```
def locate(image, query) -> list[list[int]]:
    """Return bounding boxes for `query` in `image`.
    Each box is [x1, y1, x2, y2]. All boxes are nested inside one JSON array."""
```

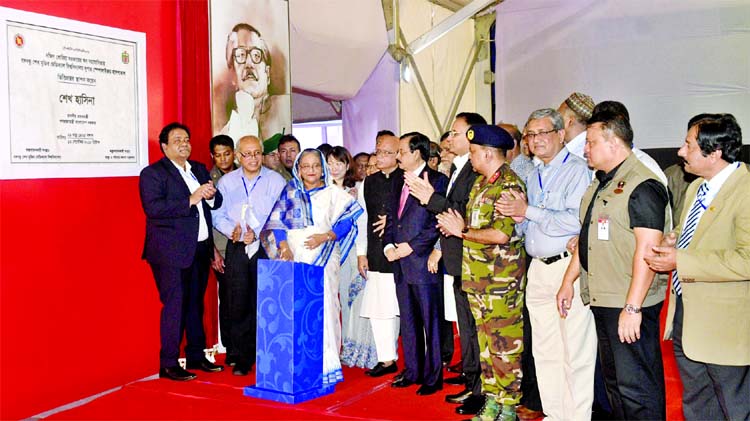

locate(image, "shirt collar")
[[537, 147, 571, 169], [411, 162, 427, 176], [704, 161, 741, 193], [171, 159, 191, 173], [453, 153, 469, 172]]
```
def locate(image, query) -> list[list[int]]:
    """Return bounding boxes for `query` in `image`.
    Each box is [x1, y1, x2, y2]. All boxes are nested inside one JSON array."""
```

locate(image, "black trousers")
[[592, 303, 666, 420], [150, 240, 210, 369], [224, 241, 266, 370], [454, 277, 482, 396], [396, 282, 443, 387], [673, 295, 750, 421]]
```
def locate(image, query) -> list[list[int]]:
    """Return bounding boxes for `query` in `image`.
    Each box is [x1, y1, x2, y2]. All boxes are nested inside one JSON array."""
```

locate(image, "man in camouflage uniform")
[[437, 124, 525, 421]]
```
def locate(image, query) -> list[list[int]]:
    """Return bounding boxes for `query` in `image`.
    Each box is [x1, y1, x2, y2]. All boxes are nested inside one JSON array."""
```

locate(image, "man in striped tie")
[[646, 113, 749, 421]]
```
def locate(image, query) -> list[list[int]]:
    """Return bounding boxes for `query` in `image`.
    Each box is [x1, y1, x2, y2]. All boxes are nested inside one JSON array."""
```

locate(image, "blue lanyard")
[[536, 152, 570, 207], [537, 152, 570, 191], [241, 174, 262, 199]]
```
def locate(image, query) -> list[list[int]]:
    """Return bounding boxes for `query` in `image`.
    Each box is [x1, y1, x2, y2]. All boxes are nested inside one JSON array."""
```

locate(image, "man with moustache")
[[645, 114, 749, 421], [436, 124, 525, 421], [221, 23, 290, 143], [139, 122, 224, 381], [405, 112, 487, 415], [384, 132, 448, 396], [360, 130, 403, 377], [496, 109, 595, 421], [262, 133, 292, 181], [212, 135, 286, 375]]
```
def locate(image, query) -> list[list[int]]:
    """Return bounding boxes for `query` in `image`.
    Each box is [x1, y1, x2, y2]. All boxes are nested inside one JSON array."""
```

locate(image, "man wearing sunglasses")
[[220, 23, 290, 146]]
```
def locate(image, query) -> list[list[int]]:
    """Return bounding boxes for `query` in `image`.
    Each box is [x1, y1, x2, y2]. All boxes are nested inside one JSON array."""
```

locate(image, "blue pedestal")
[[244, 259, 333, 404]]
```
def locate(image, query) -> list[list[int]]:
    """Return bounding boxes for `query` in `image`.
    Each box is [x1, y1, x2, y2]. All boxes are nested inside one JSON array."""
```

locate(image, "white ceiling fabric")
[[289, 0, 389, 100]]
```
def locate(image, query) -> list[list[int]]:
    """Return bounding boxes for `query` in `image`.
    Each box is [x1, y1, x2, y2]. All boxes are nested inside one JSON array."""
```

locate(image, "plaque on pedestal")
[[244, 259, 333, 403]]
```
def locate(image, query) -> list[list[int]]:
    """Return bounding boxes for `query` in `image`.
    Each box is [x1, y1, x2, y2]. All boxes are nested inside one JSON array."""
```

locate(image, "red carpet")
[[43, 298, 684, 420]]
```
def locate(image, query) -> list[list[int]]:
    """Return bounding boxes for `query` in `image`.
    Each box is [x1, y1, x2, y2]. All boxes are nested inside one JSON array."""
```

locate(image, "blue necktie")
[[672, 182, 709, 295]]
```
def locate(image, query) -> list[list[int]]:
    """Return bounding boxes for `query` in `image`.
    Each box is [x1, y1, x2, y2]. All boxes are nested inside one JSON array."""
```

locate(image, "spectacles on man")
[[239, 151, 262, 159], [522, 129, 557, 141], [374, 149, 396, 157], [448, 130, 466, 138], [233, 47, 265, 65]]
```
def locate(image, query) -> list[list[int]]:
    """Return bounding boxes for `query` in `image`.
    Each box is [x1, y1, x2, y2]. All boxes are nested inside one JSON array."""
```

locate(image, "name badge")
[[471, 208, 480, 228], [597, 215, 609, 241]]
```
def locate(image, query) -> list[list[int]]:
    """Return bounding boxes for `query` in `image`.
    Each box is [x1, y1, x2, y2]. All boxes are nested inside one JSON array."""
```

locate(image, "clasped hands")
[[190, 181, 217, 205], [231, 223, 256, 244], [494, 190, 527, 223], [385, 243, 413, 262]]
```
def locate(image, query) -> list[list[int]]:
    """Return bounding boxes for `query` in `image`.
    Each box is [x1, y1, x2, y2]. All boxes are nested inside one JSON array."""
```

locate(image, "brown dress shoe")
[[516, 404, 545, 420]]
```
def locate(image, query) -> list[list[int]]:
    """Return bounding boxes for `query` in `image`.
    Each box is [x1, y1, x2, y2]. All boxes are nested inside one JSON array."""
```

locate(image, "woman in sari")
[[326, 147, 378, 370], [262, 148, 363, 387]]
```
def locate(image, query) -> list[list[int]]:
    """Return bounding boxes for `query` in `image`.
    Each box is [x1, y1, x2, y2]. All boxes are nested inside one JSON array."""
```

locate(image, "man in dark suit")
[[139, 122, 224, 381], [384, 132, 448, 396], [405, 112, 487, 415]]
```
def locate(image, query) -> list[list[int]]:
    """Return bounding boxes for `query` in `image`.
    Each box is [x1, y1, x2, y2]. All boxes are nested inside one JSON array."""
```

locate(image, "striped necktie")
[[672, 182, 709, 295]]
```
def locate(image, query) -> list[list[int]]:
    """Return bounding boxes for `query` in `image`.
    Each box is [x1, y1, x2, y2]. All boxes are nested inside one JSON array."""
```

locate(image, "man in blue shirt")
[[496, 108, 596, 420], [212, 135, 286, 375]]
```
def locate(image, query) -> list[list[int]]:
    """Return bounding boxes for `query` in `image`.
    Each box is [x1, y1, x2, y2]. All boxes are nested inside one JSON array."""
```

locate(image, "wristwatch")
[[623, 304, 642, 314], [461, 227, 469, 239]]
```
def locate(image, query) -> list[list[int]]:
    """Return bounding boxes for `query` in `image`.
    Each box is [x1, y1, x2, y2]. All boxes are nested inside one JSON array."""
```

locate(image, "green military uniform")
[[462, 162, 526, 413]]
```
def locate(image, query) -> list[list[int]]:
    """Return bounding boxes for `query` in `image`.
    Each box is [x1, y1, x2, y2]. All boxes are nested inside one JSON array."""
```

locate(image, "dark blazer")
[[426, 160, 478, 277], [384, 165, 448, 284], [139, 157, 223, 268], [363, 168, 404, 273]]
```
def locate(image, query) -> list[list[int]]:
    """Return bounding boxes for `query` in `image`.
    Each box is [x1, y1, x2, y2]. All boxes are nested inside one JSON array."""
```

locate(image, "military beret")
[[263, 132, 282, 155], [467, 124, 515, 150]]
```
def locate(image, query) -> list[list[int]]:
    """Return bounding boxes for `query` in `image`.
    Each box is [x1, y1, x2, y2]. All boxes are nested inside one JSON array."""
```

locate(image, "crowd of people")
[[139, 93, 749, 421]]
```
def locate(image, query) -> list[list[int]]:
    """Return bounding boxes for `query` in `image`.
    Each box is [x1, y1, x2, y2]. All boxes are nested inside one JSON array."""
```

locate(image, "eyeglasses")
[[233, 47, 265, 65], [238, 151, 262, 159], [448, 130, 466, 138], [522, 129, 557, 141], [374, 149, 396, 157], [299, 163, 322, 171]]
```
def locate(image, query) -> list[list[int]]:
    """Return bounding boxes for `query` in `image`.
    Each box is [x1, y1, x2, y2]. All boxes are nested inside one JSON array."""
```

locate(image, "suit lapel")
[[160, 157, 192, 197], [690, 165, 747, 245], [448, 161, 471, 198], [400, 167, 427, 219]]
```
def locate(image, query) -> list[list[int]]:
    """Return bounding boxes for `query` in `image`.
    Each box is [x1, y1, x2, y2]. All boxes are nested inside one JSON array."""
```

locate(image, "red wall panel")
[[0, 1, 210, 418]]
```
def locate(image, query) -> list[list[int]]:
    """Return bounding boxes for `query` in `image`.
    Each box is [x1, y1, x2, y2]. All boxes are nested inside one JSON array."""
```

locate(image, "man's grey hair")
[[525, 108, 564, 131]]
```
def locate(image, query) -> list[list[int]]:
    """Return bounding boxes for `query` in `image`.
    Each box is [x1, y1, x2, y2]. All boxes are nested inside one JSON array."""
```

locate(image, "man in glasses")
[[220, 23, 290, 146], [211, 135, 286, 375]]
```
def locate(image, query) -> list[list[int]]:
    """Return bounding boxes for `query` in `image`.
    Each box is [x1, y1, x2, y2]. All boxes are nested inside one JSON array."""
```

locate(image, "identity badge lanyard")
[[536, 152, 570, 209], [241, 175, 262, 234]]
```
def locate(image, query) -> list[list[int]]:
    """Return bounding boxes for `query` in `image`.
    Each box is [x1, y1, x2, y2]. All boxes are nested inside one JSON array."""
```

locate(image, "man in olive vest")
[[556, 111, 668, 420]]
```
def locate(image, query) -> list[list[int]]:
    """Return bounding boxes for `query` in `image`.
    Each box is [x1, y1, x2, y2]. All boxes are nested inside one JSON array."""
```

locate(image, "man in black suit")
[[139, 122, 224, 381], [384, 132, 448, 396], [406, 112, 487, 415]]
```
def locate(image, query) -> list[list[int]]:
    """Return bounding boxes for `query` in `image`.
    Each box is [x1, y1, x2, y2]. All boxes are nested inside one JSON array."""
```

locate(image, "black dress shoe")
[[391, 377, 416, 388], [224, 355, 237, 367], [365, 362, 398, 377], [456, 394, 485, 415], [447, 360, 463, 373], [186, 359, 224, 372], [445, 388, 472, 404], [159, 366, 197, 381], [232, 364, 252, 376], [445, 374, 467, 385], [416, 383, 443, 395]]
